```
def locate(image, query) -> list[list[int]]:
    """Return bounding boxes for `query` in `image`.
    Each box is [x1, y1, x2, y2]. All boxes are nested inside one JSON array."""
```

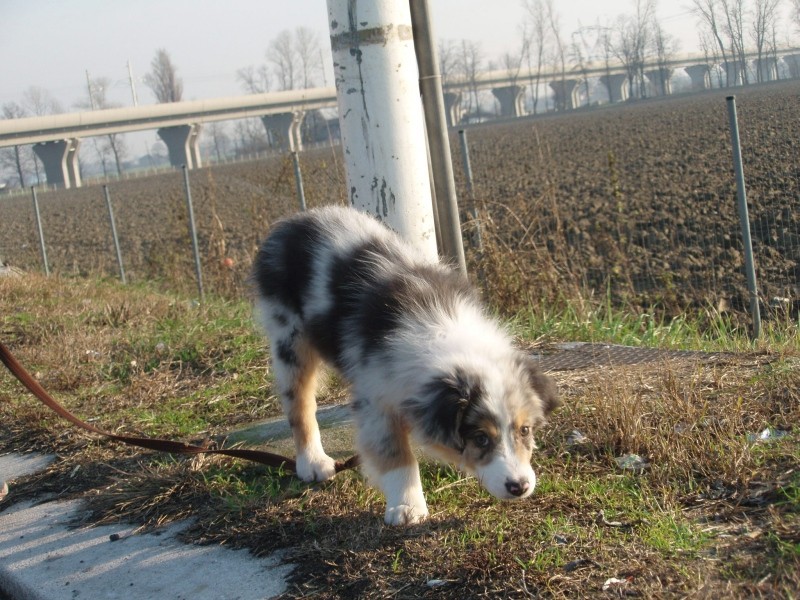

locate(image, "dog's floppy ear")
[[521, 356, 560, 416]]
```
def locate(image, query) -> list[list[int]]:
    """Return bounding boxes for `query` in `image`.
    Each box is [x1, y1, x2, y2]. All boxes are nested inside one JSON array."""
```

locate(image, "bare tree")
[[295, 27, 322, 89], [612, 0, 655, 99], [246, 28, 324, 93], [721, 0, 749, 84], [502, 28, 530, 87], [144, 49, 183, 103], [204, 122, 231, 163], [233, 119, 268, 156], [596, 24, 617, 102], [651, 17, 678, 95], [269, 30, 298, 91], [0, 103, 32, 187], [791, 0, 800, 30], [691, 0, 733, 85], [751, 0, 781, 82], [458, 40, 485, 117], [570, 26, 596, 105], [237, 64, 271, 94], [21, 86, 63, 116], [438, 39, 460, 88], [77, 75, 127, 176], [545, 0, 569, 110], [523, 0, 550, 113], [495, 29, 531, 115], [0, 88, 61, 187]]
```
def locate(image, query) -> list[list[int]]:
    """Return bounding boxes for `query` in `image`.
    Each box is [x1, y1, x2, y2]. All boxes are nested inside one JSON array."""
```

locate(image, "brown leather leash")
[[0, 342, 359, 475]]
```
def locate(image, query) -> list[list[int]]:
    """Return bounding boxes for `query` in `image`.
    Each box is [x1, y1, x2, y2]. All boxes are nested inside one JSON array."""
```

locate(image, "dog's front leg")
[[356, 408, 429, 525], [380, 462, 429, 526], [271, 334, 336, 483]]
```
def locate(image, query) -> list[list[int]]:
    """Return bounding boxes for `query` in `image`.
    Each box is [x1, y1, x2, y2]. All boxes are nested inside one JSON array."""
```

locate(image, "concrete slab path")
[[0, 444, 299, 600]]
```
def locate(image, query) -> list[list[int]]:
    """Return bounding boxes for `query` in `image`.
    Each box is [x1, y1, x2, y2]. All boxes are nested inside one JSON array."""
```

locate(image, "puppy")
[[252, 206, 558, 525]]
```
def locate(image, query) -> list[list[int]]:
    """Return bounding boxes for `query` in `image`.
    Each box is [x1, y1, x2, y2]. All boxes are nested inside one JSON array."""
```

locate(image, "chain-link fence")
[[1, 81, 797, 327], [452, 80, 799, 325]]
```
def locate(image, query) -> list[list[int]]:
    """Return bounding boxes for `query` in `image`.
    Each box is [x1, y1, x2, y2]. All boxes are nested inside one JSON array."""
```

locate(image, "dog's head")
[[407, 354, 558, 500]]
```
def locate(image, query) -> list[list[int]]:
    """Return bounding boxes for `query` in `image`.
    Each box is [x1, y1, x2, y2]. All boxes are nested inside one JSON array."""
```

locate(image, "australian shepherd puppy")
[[252, 206, 558, 525]]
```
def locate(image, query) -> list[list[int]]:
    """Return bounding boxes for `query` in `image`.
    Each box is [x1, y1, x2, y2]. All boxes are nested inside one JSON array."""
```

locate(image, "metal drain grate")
[[534, 342, 724, 372]]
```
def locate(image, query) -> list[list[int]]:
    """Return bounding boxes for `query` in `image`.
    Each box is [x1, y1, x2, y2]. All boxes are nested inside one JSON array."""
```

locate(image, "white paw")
[[384, 501, 429, 526], [296, 451, 337, 482]]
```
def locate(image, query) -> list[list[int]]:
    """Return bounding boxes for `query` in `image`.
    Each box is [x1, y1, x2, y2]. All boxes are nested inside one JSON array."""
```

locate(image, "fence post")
[[409, 0, 466, 274], [725, 95, 761, 338], [182, 165, 205, 302], [291, 151, 307, 212], [31, 187, 49, 276], [103, 185, 126, 284], [458, 129, 482, 250]]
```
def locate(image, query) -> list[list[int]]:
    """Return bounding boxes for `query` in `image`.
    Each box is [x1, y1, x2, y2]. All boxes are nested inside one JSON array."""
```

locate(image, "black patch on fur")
[[405, 368, 485, 450], [459, 399, 500, 459], [275, 338, 298, 367], [357, 275, 405, 358], [274, 328, 299, 367], [272, 311, 289, 327], [307, 239, 397, 368], [253, 216, 325, 319]]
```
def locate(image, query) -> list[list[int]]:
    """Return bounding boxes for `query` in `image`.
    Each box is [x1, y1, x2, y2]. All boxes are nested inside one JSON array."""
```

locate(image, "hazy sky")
[[3, 0, 706, 113]]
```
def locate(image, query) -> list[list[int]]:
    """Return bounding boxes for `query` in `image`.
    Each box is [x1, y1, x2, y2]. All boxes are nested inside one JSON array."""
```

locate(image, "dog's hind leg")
[[355, 406, 429, 525], [265, 312, 337, 482]]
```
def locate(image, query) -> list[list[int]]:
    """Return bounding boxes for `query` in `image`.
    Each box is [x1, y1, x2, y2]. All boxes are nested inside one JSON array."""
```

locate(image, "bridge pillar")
[[491, 85, 527, 117], [783, 54, 800, 78], [548, 79, 581, 110], [753, 57, 778, 82], [722, 61, 743, 86], [684, 64, 711, 90], [645, 68, 673, 96], [443, 92, 463, 127], [261, 111, 305, 152], [32, 138, 82, 188], [599, 73, 629, 103], [157, 124, 202, 169]]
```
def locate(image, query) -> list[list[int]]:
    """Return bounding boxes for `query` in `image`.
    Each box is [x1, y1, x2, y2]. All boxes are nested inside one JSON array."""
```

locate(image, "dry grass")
[[1, 274, 798, 599]]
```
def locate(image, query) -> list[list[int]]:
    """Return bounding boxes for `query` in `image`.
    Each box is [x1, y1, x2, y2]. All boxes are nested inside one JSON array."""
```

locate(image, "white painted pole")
[[327, 0, 438, 261]]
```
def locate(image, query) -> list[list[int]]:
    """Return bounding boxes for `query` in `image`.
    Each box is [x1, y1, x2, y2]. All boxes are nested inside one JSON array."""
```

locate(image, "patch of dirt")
[[1, 82, 798, 318]]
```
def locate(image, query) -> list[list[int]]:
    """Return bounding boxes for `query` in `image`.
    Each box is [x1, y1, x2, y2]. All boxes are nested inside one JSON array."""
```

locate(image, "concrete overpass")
[[0, 87, 337, 188], [4, 48, 800, 188], [441, 49, 800, 124]]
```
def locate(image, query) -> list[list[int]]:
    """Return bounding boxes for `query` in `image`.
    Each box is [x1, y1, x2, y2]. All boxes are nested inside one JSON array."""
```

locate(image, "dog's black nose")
[[505, 479, 530, 497]]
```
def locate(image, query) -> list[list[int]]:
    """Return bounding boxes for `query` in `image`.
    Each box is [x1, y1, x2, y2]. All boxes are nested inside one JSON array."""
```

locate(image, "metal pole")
[[85, 70, 96, 110], [458, 129, 482, 250], [291, 151, 307, 212], [103, 185, 126, 284], [409, 0, 466, 274], [31, 187, 49, 275], [182, 165, 205, 302], [327, 0, 438, 261], [127, 60, 139, 107], [725, 95, 761, 338]]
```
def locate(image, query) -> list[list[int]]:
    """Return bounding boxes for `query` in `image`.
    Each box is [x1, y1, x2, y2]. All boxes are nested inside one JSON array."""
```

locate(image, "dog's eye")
[[520, 426, 531, 437], [473, 433, 490, 448]]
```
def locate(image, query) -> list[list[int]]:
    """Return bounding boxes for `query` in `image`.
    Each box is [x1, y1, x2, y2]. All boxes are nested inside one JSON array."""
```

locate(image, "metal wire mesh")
[[0, 82, 797, 323], [452, 81, 800, 320]]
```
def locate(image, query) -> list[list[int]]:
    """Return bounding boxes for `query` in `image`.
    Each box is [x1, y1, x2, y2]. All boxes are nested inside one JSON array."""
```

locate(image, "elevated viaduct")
[[2, 49, 799, 188]]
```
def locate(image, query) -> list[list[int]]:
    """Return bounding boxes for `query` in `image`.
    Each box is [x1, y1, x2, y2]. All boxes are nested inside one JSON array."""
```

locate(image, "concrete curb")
[[0, 453, 294, 600]]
